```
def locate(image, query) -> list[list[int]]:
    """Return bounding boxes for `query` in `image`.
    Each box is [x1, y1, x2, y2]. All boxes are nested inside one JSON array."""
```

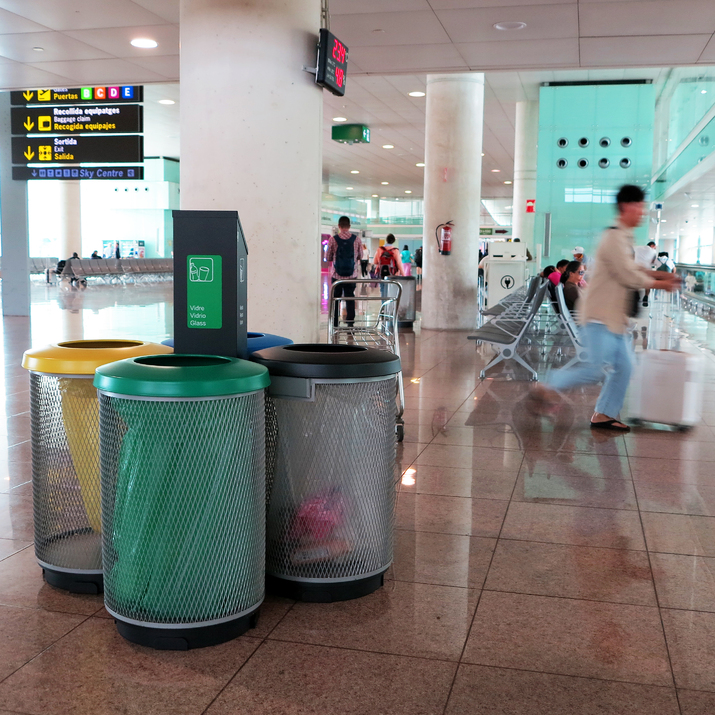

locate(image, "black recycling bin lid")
[[251, 343, 401, 379]]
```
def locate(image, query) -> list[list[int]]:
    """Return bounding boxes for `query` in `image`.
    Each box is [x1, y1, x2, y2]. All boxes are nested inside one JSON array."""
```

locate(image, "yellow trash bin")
[[21, 340, 172, 593]]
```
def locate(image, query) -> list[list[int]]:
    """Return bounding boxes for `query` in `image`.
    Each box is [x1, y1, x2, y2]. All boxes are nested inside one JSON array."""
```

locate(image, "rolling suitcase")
[[630, 349, 704, 430]]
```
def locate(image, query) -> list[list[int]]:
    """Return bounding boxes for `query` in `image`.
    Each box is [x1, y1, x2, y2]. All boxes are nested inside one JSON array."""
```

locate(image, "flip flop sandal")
[[590, 419, 630, 433]]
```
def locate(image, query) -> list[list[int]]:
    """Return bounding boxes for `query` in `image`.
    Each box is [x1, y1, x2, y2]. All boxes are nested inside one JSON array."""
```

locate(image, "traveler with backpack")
[[372, 234, 404, 280], [326, 216, 365, 328], [372, 234, 404, 298]]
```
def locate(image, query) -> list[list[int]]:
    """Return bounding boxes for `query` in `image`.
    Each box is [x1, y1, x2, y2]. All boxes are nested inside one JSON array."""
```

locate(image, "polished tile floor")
[[1, 281, 715, 713]]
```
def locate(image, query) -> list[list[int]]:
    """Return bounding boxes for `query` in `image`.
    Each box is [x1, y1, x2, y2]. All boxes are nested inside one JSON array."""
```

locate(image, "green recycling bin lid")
[[94, 354, 270, 398]]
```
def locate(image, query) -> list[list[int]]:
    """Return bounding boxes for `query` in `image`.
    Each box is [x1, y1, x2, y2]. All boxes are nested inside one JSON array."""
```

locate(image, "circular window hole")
[[557, 138, 568, 148], [621, 137, 632, 147], [598, 158, 610, 168], [577, 158, 589, 168], [556, 158, 568, 169], [619, 157, 631, 168], [599, 137, 611, 148], [699, 135, 710, 147], [578, 137, 589, 148]]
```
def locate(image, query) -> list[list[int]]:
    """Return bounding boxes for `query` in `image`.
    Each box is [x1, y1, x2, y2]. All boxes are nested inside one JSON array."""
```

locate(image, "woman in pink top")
[[548, 260, 569, 286]]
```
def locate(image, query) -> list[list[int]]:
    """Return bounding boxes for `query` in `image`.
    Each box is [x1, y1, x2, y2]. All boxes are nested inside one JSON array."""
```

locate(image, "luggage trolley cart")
[[328, 278, 405, 441]]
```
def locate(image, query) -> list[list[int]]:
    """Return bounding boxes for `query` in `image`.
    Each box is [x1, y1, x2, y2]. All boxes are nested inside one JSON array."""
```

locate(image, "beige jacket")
[[580, 218, 651, 333]]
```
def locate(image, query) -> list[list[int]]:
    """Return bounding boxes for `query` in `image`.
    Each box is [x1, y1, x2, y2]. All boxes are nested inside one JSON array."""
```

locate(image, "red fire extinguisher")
[[435, 221, 453, 255]]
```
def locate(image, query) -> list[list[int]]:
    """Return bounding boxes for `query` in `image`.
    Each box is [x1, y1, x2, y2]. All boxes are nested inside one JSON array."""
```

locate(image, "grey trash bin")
[[252, 344, 401, 603], [392, 276, 417, 328]]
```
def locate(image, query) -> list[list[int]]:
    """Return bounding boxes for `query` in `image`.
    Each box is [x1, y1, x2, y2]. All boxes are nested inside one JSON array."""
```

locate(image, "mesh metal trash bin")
[[252, 344, 401, 603], [392, 276, 417, 329], [21, 340, 172, 594], [162, 331, 293, 352], [94, 354, 270, 650]]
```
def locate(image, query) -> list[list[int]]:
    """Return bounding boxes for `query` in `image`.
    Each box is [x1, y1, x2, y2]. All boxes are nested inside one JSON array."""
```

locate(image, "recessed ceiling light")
[[692, 204, 700, 207], [661, 219, 667, 222], [381, 196, 386, 199], [372, 28, 385, 33], [506, 205, 513, 209], [382, 144, 394, 149], [381, 181, 389, 185], [333, 116, 347, 122], [405, 190, 412, 194], [493, 21, 527, 31], [32, 46, 44, 52], [158, 99, 175, 105], [346, 187, 353, 190], [702, 90, 708, 94], [504, 180, 512, 184], [416, 162, 425, 167], [408, 91, 425, 97], [371, 194, 378, 197], [131, 37, 158, 48], [350, 170, 359, 174], [491, 169, 501, 173]]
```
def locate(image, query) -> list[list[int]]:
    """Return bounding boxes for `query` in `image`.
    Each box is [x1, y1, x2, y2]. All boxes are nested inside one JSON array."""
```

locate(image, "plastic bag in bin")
[[289, 488, 346, 541]]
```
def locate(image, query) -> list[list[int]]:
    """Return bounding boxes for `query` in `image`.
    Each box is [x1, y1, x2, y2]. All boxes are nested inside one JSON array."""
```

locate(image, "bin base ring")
[[113, 607, 260, 651], [42, 567, 103, 595], [267, 571, 385, 603]]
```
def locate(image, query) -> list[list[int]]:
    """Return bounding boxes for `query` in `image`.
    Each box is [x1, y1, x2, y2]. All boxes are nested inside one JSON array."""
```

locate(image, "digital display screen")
[[316, 29, 348, 97]]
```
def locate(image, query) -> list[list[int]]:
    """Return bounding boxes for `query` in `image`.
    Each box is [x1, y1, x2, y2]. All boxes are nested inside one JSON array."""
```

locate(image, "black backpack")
[[56, 259, 66, 274], [334, 234, 357, 277]]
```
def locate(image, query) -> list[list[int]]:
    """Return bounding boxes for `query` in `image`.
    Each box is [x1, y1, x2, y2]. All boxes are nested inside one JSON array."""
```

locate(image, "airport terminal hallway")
[[1, 282, 715, 714]]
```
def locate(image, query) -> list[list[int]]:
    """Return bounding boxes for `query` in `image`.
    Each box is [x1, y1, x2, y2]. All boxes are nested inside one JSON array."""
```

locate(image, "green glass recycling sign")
[[187, 255, 223, 329]]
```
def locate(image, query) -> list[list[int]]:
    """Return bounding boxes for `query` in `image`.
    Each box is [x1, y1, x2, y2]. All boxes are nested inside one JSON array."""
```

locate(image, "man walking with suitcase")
[[530, 185, 680, 432]]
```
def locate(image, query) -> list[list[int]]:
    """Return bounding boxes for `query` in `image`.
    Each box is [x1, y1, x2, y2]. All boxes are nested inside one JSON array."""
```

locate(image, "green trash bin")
[[94, 354, 270, 650]]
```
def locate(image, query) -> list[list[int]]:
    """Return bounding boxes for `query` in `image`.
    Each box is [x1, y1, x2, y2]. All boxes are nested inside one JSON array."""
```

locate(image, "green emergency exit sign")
[[332, 124, 370, 144], [187, 255, 222, 329], [480, 227, 493, 236]]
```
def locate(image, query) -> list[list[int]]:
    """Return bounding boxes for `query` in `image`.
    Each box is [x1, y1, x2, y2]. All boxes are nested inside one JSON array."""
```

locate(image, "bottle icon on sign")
[[189, 257, 213, 282]]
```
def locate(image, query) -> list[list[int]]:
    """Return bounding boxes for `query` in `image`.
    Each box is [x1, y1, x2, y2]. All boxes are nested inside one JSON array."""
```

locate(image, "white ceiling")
[[0, 0, 713, 230], [322, 67, 671, 200]]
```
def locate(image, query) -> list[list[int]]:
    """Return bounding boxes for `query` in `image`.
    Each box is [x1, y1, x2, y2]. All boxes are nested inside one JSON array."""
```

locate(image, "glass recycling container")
[[94, 354, 269, 650], [21, 340, 172, 594], [252, 344, 401, 603]]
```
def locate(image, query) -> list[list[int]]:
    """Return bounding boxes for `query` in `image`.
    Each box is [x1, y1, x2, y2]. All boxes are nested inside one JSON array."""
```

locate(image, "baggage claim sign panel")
[[10, 86, 144, 181]]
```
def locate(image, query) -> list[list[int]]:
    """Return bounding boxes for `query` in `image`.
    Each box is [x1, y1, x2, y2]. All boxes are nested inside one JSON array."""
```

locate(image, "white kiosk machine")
[[482, 241, 527, 309]]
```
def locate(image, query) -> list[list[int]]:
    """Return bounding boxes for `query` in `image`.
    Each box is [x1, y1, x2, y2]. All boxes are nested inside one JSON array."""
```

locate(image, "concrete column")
[[421, 74, 484, 330], [511, 101, 539, 254], [180, 0, 322, 342], [57, 181, 82, 258], [0, 92, 30, 317]]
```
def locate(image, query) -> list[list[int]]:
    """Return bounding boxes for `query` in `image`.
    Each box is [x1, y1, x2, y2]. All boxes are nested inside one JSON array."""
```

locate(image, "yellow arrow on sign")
[[23, 117, 34, 131], [22, 90, 33, 101], [23, 146, 35, 161]]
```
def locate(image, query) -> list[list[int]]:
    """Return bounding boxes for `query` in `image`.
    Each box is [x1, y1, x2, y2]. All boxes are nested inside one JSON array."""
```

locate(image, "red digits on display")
[[335, 68, 344, 87], [332, 39, 345, 63]]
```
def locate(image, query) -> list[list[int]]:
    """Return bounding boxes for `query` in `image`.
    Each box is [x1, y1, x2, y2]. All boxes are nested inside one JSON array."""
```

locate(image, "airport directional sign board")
[[11, 104, 142, 135], [12, 166, 144, 181], [12, 135, 143, 165], [11, 86, 143, 105]]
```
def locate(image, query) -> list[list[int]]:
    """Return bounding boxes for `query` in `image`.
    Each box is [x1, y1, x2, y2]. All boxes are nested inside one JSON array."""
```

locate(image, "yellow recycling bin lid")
[[22, 339, 173, 375]]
